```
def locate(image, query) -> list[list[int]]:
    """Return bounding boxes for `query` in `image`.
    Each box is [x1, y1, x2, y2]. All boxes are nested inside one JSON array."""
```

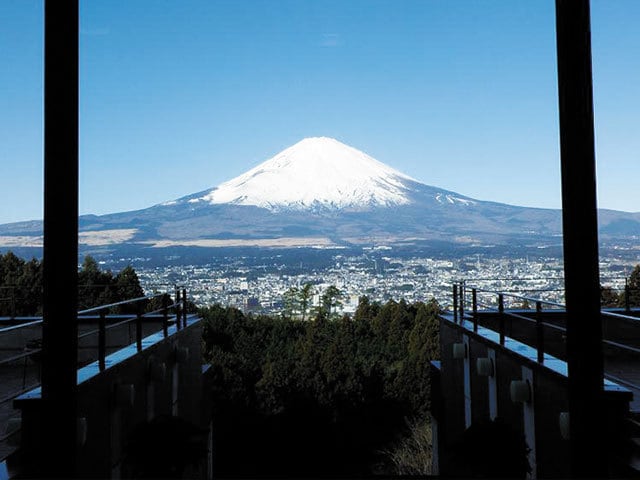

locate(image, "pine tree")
[[627, 265, 640, 308], [282, 286, 300, 320], [115, 265, 147, 313], [600, 285, 620, 308], [321, 285, 343, 319], [299, 283, 313, 321]]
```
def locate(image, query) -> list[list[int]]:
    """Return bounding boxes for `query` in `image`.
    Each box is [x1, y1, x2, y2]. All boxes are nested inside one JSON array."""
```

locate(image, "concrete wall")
[[11, 316, 204, 479], [436, 314, 631, 478]]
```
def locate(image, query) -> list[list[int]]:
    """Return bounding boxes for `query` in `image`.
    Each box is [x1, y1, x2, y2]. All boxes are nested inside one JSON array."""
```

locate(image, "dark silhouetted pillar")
[[41, 0, 78, 476], [555, 0, 605, 476]]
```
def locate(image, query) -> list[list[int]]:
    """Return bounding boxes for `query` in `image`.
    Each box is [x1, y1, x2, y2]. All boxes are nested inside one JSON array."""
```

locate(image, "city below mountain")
[[1, 137, 640, 257]]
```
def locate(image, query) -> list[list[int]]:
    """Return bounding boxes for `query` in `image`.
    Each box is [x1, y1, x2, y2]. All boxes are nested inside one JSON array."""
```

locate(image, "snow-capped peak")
[[192, 137, 418, 211]]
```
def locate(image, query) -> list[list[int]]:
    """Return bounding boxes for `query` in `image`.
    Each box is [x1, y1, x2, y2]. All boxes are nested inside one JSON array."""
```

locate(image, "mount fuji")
[[2, 137, 640, 254], [177, 137, 474, 212]]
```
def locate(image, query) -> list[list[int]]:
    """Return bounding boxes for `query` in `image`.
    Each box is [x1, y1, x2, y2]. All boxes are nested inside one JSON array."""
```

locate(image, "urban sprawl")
[[126, 251, 637, 316]]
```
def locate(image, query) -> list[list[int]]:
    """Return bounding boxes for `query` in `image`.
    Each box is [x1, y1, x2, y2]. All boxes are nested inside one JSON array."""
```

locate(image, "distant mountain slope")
[[1, 137, 640, 252], [185, 137, 417, 211]]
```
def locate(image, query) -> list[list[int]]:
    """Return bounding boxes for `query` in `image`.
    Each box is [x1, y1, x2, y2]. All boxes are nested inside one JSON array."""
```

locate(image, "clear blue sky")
[[1, 1, 639, 224]]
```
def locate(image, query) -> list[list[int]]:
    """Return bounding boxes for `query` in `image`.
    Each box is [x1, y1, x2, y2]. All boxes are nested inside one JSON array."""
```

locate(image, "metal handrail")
[[0, 285, 192, 464], [0, 384, 40, 408], [463, 284, 566, 309], [0, 349, 41, 367], [474, 299, 640, 350], [0, 320, 43, 333], [492, 290, 566, 309], [602, 339, 640, 355], [78, 293, 163, 315], [77, 314, 155, 340], [0, 310, 183, 367], [464, 283, 640, 318], [601, 310, 640, 322], [0, 425, 20, 445], [76, 302, 181, 340], [0, 287, 189, 392], [453, 280, 640, 367]]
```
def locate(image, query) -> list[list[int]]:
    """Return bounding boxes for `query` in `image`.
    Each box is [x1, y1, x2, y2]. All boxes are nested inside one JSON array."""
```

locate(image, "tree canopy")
[[0, 252, 148, 316], [201, 296, 441, 476], [600, 264, 640, 309]]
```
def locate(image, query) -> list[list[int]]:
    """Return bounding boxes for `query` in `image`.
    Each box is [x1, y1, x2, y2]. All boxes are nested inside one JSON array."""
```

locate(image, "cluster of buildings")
[[133, 252, 638, 316]]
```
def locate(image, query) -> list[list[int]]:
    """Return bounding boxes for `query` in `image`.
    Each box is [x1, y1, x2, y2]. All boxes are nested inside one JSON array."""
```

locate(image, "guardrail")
[[450, 280, 640, 379], [0, 286, 191, 463], [452, 282, 561, 364], [0, 286, 189, 371], [441, 279, 640, 476], [80, 291, 183, 371]]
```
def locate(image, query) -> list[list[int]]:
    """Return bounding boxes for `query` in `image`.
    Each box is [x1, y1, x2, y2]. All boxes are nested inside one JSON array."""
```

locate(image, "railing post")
[[536, 301, 544, 364], [11, 287, 16, 319], [99, 309, 106, 371], [22, 353, 28, 389], [182, 287, 187, 327], [459, 281, 465, 320], [175, 287, 181, 331], [472, 288, 478, 332], [136, 308, 143, 352], [162, 295, 169, 338], [453, 284, 458, 322], [625, 279, 630, 313], [498, 293, 505, 345]]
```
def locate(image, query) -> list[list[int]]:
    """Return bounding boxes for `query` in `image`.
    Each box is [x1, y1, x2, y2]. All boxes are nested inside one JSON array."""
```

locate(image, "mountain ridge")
[[1, 137, 640, 253]]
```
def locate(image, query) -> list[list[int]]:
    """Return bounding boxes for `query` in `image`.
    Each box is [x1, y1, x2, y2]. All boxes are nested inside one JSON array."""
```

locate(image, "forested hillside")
[[2, 250, 442, 475], [201, 298, 440, 476]]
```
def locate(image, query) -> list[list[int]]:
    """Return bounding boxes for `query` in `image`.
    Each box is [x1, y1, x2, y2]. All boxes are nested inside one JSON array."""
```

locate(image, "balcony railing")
[[434, 280, 636, 477], [0, 286, 192, 464]]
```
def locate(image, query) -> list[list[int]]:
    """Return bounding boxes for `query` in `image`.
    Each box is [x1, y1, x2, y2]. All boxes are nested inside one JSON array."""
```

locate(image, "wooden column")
[[555, 0, 605, 476], [41, 0, 79, 476]]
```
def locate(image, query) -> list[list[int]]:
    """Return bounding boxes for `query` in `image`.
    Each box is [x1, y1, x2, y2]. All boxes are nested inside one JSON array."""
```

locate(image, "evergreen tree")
[[316, 285, 343, 320], [199, 297, 441, 476], [115, 265, 147, 313], [1, 252, 25, 285], [282, 286, 300, 320], [299, 283, 313, 321], [600, 284, 620, 308], [0, 252, 147, 315], [627, 265, 640, 307], [78, 256, 115, 309], [0, 252, 42, 316], [354, 295, 380, 322], [146, 292, 172, 314], [15, 258, 43, 316]]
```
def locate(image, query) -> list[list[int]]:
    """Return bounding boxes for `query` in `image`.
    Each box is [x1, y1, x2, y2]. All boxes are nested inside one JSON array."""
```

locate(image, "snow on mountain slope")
[[435, 193, 477, 206], [190, 137, 419, 211]]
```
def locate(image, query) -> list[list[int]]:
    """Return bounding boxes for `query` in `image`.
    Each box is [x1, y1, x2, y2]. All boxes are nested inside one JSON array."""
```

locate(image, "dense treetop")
[[201, 296, 440, 476], [0, 252, 149, 316], [601, 264, 640, 308]]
